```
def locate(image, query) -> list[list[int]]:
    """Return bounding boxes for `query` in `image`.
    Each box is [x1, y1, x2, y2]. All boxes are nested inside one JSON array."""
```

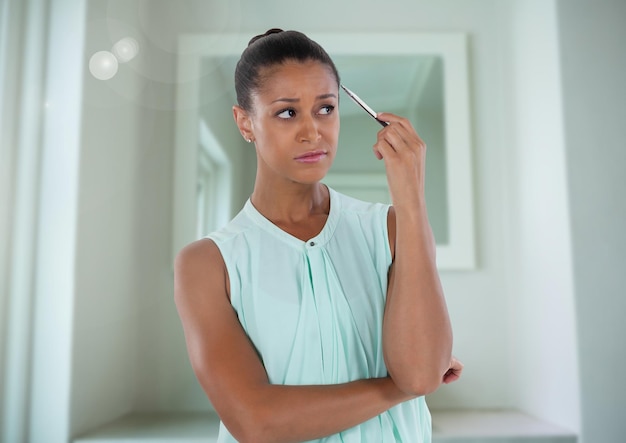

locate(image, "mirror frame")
[[173, 32, 476, 270]]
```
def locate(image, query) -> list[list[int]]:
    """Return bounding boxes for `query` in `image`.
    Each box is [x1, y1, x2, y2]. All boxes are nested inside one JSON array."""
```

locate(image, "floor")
[[73, 409, 578, 443]]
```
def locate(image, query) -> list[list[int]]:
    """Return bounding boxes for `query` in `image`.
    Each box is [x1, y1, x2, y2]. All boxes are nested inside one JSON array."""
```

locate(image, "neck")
[[250, 178, 330, 224]]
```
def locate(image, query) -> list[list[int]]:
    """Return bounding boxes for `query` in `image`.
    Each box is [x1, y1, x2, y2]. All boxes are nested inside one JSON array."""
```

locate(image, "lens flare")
[[89, 51, 118, 80], [112, 37, 139, 63]]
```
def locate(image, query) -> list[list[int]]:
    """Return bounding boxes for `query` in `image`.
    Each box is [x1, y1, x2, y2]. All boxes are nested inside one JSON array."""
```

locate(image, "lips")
[[294, 150, 327, 163]]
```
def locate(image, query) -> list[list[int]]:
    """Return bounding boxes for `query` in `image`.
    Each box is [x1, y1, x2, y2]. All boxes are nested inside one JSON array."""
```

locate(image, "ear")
[[233, 105, 254, 143]]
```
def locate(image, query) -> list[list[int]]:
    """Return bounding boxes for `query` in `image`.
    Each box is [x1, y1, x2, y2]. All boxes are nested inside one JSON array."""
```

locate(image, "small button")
[[309, 241, 316, 247]]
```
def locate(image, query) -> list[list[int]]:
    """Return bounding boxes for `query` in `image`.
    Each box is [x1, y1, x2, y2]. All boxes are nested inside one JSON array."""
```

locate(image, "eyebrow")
[[271, 93, 337, 104]]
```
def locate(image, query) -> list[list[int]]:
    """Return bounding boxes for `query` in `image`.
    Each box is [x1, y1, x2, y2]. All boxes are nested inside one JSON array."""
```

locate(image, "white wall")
[[69, 0, 180, 435], [505, 0, 580, 433], [557, 0, 626, 441], [29, 0, 86, 441], [69, 1, 141, 435], [1, 0, 55, 440]]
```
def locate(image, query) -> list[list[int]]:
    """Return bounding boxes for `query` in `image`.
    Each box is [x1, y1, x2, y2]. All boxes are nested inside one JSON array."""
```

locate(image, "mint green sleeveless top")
[[208, 187, 432, 442]]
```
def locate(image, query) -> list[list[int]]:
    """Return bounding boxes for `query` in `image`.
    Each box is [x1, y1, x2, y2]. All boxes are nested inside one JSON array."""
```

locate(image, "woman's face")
[[246, 60, 340, 186]]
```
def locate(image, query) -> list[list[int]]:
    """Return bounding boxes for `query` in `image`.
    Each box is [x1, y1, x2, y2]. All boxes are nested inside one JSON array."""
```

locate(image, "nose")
[[297, 115, 321, 143]]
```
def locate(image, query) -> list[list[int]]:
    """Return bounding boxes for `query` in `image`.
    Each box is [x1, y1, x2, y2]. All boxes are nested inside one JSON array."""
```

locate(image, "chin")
[[292, 169, 329, 186]]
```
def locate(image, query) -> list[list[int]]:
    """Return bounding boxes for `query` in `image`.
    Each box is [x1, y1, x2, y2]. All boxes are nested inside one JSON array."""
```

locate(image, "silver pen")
[[340, 84, 389, 127]]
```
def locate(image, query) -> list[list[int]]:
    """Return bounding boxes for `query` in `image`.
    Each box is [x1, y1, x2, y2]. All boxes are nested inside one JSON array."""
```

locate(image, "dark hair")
[[234, 29, 340, 112]]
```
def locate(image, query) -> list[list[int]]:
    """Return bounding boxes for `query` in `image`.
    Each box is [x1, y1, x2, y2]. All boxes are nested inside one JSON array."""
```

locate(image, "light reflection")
[[112, 37, 139, 63], [88, 50, 118, 80]]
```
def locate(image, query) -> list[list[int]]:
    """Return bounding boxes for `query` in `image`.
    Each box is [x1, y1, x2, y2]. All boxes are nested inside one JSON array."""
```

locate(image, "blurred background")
[[1, 0, 624, 442]]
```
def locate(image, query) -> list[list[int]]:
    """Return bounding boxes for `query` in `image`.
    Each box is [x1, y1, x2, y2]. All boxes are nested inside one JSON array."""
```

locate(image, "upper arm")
[[387, 206, 397, 262], [173, 239, 269, 432]]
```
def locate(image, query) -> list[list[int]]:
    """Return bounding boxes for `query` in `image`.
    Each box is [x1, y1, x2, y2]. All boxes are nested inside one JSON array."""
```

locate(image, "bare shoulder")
[[174, 238, 229, 306], [175, 237, 222, 269]]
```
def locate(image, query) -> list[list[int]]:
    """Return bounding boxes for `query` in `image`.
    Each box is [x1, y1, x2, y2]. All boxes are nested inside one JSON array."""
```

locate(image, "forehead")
[[256, 60, 338, 98]]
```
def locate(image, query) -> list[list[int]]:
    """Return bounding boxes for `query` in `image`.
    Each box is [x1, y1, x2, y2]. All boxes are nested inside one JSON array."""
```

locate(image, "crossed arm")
[[175, 239, 414, 443], [375, 112, 460, 394]]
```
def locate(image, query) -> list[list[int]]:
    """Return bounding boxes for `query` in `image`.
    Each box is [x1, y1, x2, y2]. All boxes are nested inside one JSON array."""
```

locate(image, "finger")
[[376, 112, 421, 139], [373, 137, 395, 160], [442, 367, 462, 384], [377, 127, 403, 154], [443, 372, 460, 384], [372, 146, 383, 160], [376, 112, 410, 128], [376, 124, 413, 157], [452, 357, 464, 370], [377, 115, 425, 153]]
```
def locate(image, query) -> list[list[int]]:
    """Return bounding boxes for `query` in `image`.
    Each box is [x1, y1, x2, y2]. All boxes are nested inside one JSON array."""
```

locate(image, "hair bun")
[[248, 28, 284, 46]]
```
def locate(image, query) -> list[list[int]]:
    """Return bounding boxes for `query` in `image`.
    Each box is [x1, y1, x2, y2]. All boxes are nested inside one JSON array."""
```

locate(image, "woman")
[[175, 29, 463, 443]]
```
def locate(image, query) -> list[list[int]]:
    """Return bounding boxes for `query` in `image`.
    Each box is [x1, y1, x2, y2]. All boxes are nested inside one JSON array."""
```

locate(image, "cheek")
[[252, 122, 279, 145], [325, 121, 340, 146]]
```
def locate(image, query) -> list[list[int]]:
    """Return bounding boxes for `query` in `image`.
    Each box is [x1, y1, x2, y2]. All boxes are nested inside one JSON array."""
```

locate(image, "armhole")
[[206, 235, 233, 304], [385, 205, 395, 264]]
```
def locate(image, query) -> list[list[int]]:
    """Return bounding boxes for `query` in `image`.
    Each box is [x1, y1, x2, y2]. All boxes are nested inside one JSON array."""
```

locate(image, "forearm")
[[218, 376, 413, 443], [383, 203, 452, 395]]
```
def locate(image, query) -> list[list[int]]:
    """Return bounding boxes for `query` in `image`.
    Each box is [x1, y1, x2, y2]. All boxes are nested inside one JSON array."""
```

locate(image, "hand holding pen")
[[340, 84, 426, 209]]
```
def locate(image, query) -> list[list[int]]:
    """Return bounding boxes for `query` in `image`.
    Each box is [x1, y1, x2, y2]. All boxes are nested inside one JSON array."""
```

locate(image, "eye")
[[319, 105, 335, 115], [277, 108, 296, 119]]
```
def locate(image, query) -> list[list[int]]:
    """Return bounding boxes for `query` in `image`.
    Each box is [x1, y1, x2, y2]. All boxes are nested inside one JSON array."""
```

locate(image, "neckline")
[[244, 186, 341, 249]]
